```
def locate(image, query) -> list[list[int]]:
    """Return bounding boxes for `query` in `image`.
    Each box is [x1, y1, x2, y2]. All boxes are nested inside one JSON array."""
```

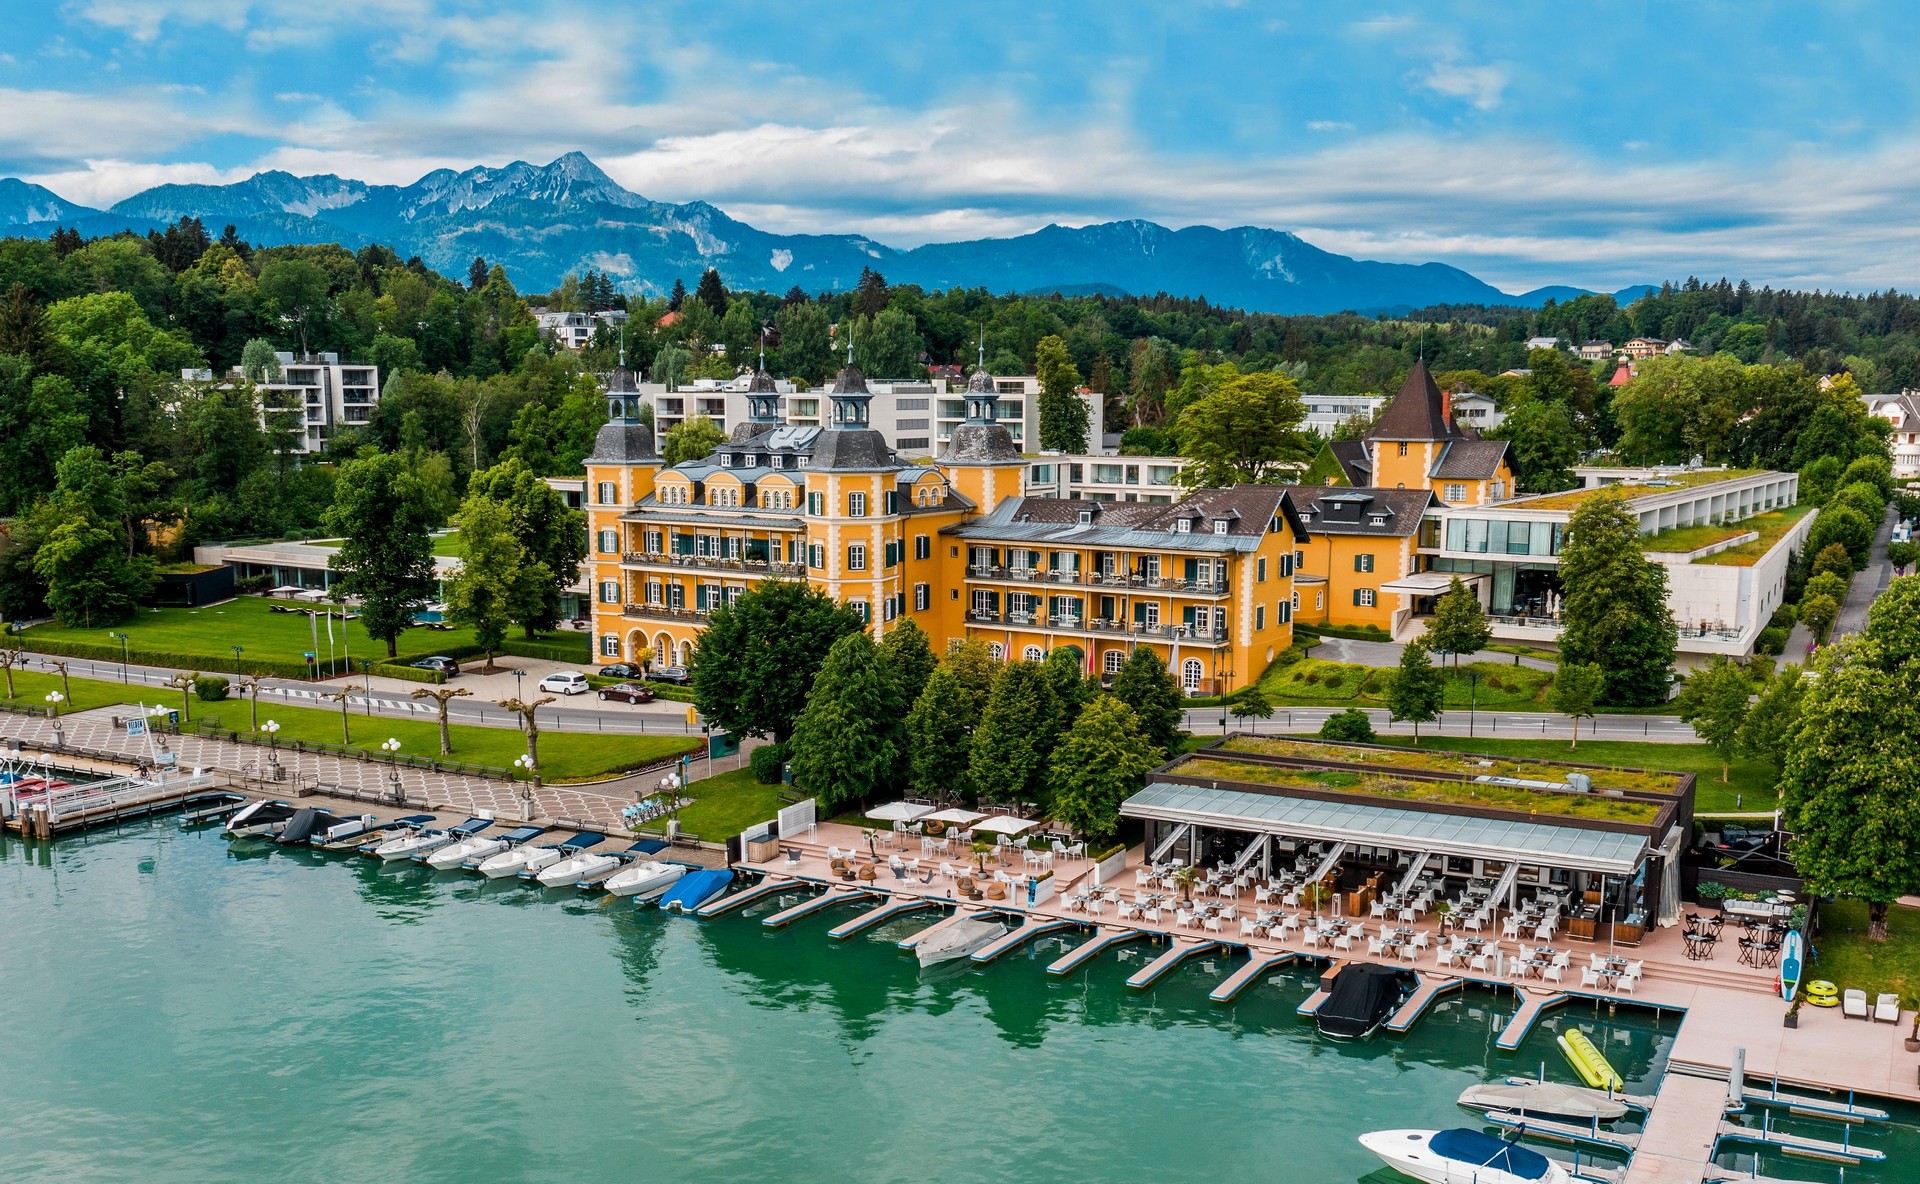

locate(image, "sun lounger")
[[1842, 989, 1869, 1019], [1875, 993, 1901, 1023]]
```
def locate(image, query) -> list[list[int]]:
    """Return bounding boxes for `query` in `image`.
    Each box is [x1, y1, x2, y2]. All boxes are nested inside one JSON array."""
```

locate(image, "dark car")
[[598, 662, 644, 678], [410, 655, 460, 676], [648, 665, 693, 685], [597, 682, 657, 704]]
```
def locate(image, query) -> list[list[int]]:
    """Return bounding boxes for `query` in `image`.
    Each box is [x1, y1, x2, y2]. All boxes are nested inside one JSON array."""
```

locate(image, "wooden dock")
[[694, 875, 793, 917], [1496, 988, 1570, 1050], [1716, 1119, 1885, 1163], [1384, 973, 1463, 1034], [1208, 951, 1296, 1003], [970, 918, 1076, 963], [1297, 962, 1343, 1017], [1126, 939, 1218, 989], [1624, 1072, 1733, 1184], [1047, 927, 1147, 975], [5, 773, 218, 838], [1482, 1109, 1639, 1152], [761, 886, 871, 928], [827, 897, 942, 939]]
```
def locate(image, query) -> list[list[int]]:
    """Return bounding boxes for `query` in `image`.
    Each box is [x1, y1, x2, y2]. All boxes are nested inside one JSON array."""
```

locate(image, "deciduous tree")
[[1036, 334, 1088, 452], [1556, 490, 1677, 706], [880, 618, 937, 706], [1111, 645, 1183, 753], [692, 580, 863, 744], [1738, 664, 1804, 776], [905, 665, 977, 802], [1422, 577, 1491, 668], [1674, 656, 1751, 781], [1174, 370, 1310, 487], [323, 449, 438, 658], [1387, 640, 1444, 743], [787, 632, 904, 812], [661, 414, 726, 466], [1049, 696, 1163, 839], [969, 661, 1061, 807], [1546, 660, 1604, 749]]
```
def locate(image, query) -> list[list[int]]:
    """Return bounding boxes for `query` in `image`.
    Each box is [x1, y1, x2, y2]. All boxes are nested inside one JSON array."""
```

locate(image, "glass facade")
[[1441, 517, 1565, 556]]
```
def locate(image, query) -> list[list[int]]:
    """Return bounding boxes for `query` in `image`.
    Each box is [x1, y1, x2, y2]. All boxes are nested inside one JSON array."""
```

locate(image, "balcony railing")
[[961, 611, 1229, 645], [622, 603, 709, 623], [620, 553, 806, 577], [964, 566, 1228, 595]]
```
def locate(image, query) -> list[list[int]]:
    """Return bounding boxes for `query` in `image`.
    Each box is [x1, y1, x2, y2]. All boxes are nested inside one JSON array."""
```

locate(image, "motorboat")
[[300, 811, 382, 846], [318, 814, 432, 849], [275, 808, 375, 846], [916, 917, 1009, 968], [377, 817, 489, 863], [536, 850, 620, 888], [656, 869, 734, 912], [1316, 963, 1406, 1040], [1456, 1080, 1634, 1123], [1358, 1128, 1570, 1184], [224, 800, 298, 838], [427, 824, 544, 870], [478, 843, 563, 879], [516, 832, 606, 882], [602, 860, 687, 900]]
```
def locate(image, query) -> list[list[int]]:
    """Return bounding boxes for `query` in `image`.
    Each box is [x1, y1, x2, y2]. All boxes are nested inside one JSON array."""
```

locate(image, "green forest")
[[0, 217, 1901, 627]]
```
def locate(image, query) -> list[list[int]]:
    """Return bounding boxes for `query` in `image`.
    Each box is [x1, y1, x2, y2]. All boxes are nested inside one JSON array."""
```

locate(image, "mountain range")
[[0, 153, 1651, 315]]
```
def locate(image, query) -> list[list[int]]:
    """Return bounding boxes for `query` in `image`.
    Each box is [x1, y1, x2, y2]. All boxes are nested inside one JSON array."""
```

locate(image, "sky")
[[5, 0, 1920, 293]]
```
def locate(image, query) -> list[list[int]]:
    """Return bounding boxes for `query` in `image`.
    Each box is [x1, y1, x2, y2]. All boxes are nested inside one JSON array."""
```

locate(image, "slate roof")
[[1365, 359, 1467, 442], [1431, 438, 1517, 481], [585, 419, 657, 463], [1280, 485, 1433, 537], [1328, 440, 1371, 485], [945, 486, 1307, 550]]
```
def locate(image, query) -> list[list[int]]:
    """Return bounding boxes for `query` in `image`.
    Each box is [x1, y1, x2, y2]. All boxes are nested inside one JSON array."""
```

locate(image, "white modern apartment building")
[[183, 353, 379, 456], [535, 308, 629, 351], [1866, 393, 1920, 481], [1301, 395, 1383, 436], [1022, 454, 1190, 503]]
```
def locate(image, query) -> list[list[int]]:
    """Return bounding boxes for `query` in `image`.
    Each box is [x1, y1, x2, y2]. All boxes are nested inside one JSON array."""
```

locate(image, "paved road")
[[1181, 703, 1697, 742], [1830, 504, 1897, 641], [1309, 636, 1556, 671]]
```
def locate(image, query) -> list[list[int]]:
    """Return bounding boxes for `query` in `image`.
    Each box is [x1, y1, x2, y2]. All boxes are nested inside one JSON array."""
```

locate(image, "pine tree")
[[1049, 696, 1163, 839], [694, 268, 729, 318], [905, 666, 977, 802], [1557, 490, 1678, 706], [1036, 334, 1089, 452], [969, 661, 1061, 807], [853, 266, 889, 318], [1674, 655, 1752, 782], [667, 277, 687, 311], [880, 618, 937, 705], [1387, 640, 1445, 743], [1423, 576, 1491, 669], [1111, 645, 1183, 753], [468, 256, 489, 290], [786, 632, 905, 812]]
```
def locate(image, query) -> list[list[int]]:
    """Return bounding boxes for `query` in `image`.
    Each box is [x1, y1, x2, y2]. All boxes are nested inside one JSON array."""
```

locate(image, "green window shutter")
[[1182, 605, 1196, 625], [1352, 589, 1364, 606], [1133, 601, 1147, 623], [1184, 558, 1198, 582]]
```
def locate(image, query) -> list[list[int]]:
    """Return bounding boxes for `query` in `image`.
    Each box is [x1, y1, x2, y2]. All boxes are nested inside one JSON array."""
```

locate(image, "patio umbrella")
[[972, 815, 1039, 836], [924, 808, 988, 826], [865, 801, 935, 824]]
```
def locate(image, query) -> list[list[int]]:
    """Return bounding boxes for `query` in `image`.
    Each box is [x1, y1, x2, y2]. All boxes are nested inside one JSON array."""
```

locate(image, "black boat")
[[1316, 964, 1406, 1040]]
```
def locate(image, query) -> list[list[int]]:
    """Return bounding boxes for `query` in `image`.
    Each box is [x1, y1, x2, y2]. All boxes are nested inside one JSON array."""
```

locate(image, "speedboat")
[[478, 843, 563, 879], [515, 832, 605, 882], [377, 817, 489, 863], [916, 917, 1008, 968], [275, 808, 375, 846], [536, 850, 620, 888], [1316, 963, 1406, 1040], [1457, 1080, 1633, 1123], [302, 811, 382, 847], [603, 860, 687, 900], [1358, 1129, 1570, 1184], [224, 800, 298, 838], [427, 824, 544, 870]]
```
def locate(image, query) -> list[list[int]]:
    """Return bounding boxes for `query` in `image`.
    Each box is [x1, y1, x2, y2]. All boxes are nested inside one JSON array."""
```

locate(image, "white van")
[[538, 671, 591, 695]]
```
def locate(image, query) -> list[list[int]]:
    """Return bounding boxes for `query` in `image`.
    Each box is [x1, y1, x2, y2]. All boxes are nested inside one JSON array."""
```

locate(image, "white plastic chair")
[[1580, 966, 1601, 989], [1434, 946, 1456, 969], [1333, 933, 1354, 952], [1469, 951, 1491, 973], [1399, 907, 1417, 924], [1366, 937, 1386, 956], [1143, 906, 1162, 925], [1204, 915, 1224, 935], [1535, 924, 1555, 943], [1411, 931, 1430, 950], [1369, 901, 1387, 918], [1543, 963, 1564, 985], [1502, 917, 1521, 939], [1086, 898, 1105, 917], [1175, 909, 1195, 930], [1239, 917, 1257, 939], [938, 861, 956, 882], [1617, 973, 1638, 995]]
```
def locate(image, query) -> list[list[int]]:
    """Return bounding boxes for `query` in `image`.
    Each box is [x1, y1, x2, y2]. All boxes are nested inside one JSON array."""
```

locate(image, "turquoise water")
[[0, 821, 1906, 1184]]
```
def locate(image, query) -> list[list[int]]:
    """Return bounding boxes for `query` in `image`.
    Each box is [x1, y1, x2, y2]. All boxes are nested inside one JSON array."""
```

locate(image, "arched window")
[[988, 642, 1005, 661], [1103, 650, 1124, 675], [1182, 658, 1204, 691], [1023, 645, 1045, 662]]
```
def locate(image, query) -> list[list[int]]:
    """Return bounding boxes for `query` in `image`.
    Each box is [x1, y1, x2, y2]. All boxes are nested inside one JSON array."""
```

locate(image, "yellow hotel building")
[[584, 358, 1309, 696]]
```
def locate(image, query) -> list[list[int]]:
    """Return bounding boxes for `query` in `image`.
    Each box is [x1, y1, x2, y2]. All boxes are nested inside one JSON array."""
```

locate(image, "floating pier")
[[1482, 1109, 1639, 1152], [1208, 951, 1296, 1002], [1047, 927, 1147, 975], [827, 897, 942, 939], [5, 771, 218, 838], [1496, 989, 1570, 1051], [761, 886, 872, 928], [1717, 1119, 1885, 1164], [1127, 938, 1218, 989], [1738, 1080, 1890, 1124], [1297, 962, 1343, 1017], [1384, 973, 1464, 1034], [971, 918, 1076, 963], [694, 875, 793, 917]]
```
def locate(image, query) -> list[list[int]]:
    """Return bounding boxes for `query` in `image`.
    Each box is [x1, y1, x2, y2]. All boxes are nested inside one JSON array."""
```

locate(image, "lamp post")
[[509, 669, 526, 718], [514, 753, 536, 819], [1466, 670, 1481, 738], [380, 737, 403, 802], [111, 632, 130, 683], [45, 691, 64, 748], [261, 719, 281, 776], [230, 644, 244, 668]]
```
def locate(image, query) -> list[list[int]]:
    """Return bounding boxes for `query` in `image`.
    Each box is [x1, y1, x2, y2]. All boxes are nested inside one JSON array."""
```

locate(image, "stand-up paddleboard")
[[1779, 930, 1804, 1001]]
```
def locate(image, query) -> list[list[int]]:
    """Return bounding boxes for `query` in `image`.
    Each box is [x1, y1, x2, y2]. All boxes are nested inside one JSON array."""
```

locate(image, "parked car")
[[597, 662, 644, 679], [597, 682, 657, 704], [537, 671, 591, 695], [410, 656, 460, 676], [648, 665, 692, 685]]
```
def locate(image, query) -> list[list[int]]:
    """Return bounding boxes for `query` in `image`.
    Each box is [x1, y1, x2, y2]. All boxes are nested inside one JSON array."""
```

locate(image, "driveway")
[[1309, 636, 1556, 672], [1830, 504, 1897, 642]]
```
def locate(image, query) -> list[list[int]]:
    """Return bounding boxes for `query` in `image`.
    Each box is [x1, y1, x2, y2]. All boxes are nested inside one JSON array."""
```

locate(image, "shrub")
[[372, 662, 444, 685], [1302, 669, 1320, 685], [1321, 670, 1344, 689], [195, 675, 230, 701], [1755, 624, 1791, 657], [749, 742, 788, 785], [1319, 708, 1377, 743]]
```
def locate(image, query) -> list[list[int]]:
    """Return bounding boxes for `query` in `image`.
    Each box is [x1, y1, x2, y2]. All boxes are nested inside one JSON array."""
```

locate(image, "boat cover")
[[1317, 964, 1403, 1038], [496, 826, 545, 844], [623, 839, 669, 855], [448, 818, 493, 836], [275, 809, 329, 844], [1429, 1129, 1553, 1180], [556, 831, 606, 852]]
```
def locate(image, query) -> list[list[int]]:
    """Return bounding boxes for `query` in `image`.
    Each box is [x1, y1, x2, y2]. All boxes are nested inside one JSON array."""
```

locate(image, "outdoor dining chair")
[[1580, 966, 1601, 989]]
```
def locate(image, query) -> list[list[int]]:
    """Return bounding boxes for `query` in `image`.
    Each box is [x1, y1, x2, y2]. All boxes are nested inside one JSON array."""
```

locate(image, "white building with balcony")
[[1866, 393, 1920, 481], [185, 353, 378, 456], [1023, 455, 1191, 503]]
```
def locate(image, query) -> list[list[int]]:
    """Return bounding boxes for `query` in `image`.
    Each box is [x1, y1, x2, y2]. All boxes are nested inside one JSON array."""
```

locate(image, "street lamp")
[[45, 691, 64, 748], [513, 754, 537, 819], [509, 670, 525, 725], [230, 644, 244, 666], [110, 632, 129, 683], [261, 719, 281, 775], [380, 737, 403, 801]]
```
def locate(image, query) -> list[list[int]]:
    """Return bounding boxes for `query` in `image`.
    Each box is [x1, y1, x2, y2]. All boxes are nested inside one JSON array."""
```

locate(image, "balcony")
[[621, 552, 805, 577], [623, 603, 709, 624], [964, 566, 1227, 596], [961, 610, 1229, 646]]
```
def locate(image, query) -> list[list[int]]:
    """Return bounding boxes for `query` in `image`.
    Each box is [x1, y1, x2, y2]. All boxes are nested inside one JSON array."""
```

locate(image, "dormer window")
[[1213, 520, 1229, 536], [1078, 509, 1094, 526], [1174, 519, 1191, 534], [1370, 515, 1386, 526]]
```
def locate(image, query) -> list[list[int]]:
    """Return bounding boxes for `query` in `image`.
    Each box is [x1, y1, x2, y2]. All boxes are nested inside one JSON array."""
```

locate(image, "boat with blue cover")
[[656, 868, 733, 912], [1359, 1127, 1569, 1184]]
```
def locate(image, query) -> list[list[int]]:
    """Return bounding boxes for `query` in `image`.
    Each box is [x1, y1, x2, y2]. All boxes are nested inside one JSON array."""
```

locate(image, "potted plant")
[[1173, 864, 1199, 903], [1906, 1012, 1919, 1054], [1784, 996, 1802, 1030], [971, 839, 994, 874]]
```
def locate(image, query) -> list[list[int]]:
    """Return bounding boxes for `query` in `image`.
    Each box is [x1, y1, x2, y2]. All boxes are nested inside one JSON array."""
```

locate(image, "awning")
[[973, 815, 1041, 836], [1122, 780, 1647, 876], [865, 801, 937, 824], [1380, 571, 1488, 595]]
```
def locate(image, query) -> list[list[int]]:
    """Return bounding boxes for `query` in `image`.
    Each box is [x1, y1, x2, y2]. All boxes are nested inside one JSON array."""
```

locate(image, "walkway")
[[1831, 504, 1897, 641], [1310, 637, 1557, 671]]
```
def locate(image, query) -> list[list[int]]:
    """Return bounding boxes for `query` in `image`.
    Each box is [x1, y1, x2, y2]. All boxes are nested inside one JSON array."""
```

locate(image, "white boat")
[[602, 860, 686, 900], [536, 852, 620, 888], [1457, 1080, 1633, 1123], [373, 828, 456, 862], [224, 800, 298, 838], [426, 835, 501, 870], [916, 918, 1008, 968], [1358, 1129, 1569, 1184], [477, 845, 562, 880]]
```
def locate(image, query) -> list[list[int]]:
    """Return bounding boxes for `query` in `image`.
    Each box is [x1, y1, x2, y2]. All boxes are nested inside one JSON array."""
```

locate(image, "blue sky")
[[4, 0, 1919, 291]]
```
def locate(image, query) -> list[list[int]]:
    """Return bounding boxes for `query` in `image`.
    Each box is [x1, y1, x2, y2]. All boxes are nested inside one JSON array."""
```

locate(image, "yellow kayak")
[[1558, 1029, 1624, 1092]]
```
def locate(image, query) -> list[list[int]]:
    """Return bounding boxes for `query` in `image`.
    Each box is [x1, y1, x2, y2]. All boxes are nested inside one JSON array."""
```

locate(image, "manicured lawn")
[[1299, 734, 1780, 814], [1808, 899, 1920, 1009], [1258, 658, 1551, 709], [20, 596, 577, 667], [1696, 505, 1817, 566], [2, 668, 692, 782], [431, 534, 465, 558], [674, 766, 787, 840]]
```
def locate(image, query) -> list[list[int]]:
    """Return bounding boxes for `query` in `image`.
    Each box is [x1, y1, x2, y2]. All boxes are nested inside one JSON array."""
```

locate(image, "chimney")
[[1440, 387, 1452, 425]]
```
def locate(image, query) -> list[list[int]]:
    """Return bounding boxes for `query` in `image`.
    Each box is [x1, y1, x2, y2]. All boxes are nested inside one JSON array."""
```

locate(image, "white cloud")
[[1307, 120, 1354, 132], [1416, 59, 1507, 110], [22, 159, 258, 208]]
